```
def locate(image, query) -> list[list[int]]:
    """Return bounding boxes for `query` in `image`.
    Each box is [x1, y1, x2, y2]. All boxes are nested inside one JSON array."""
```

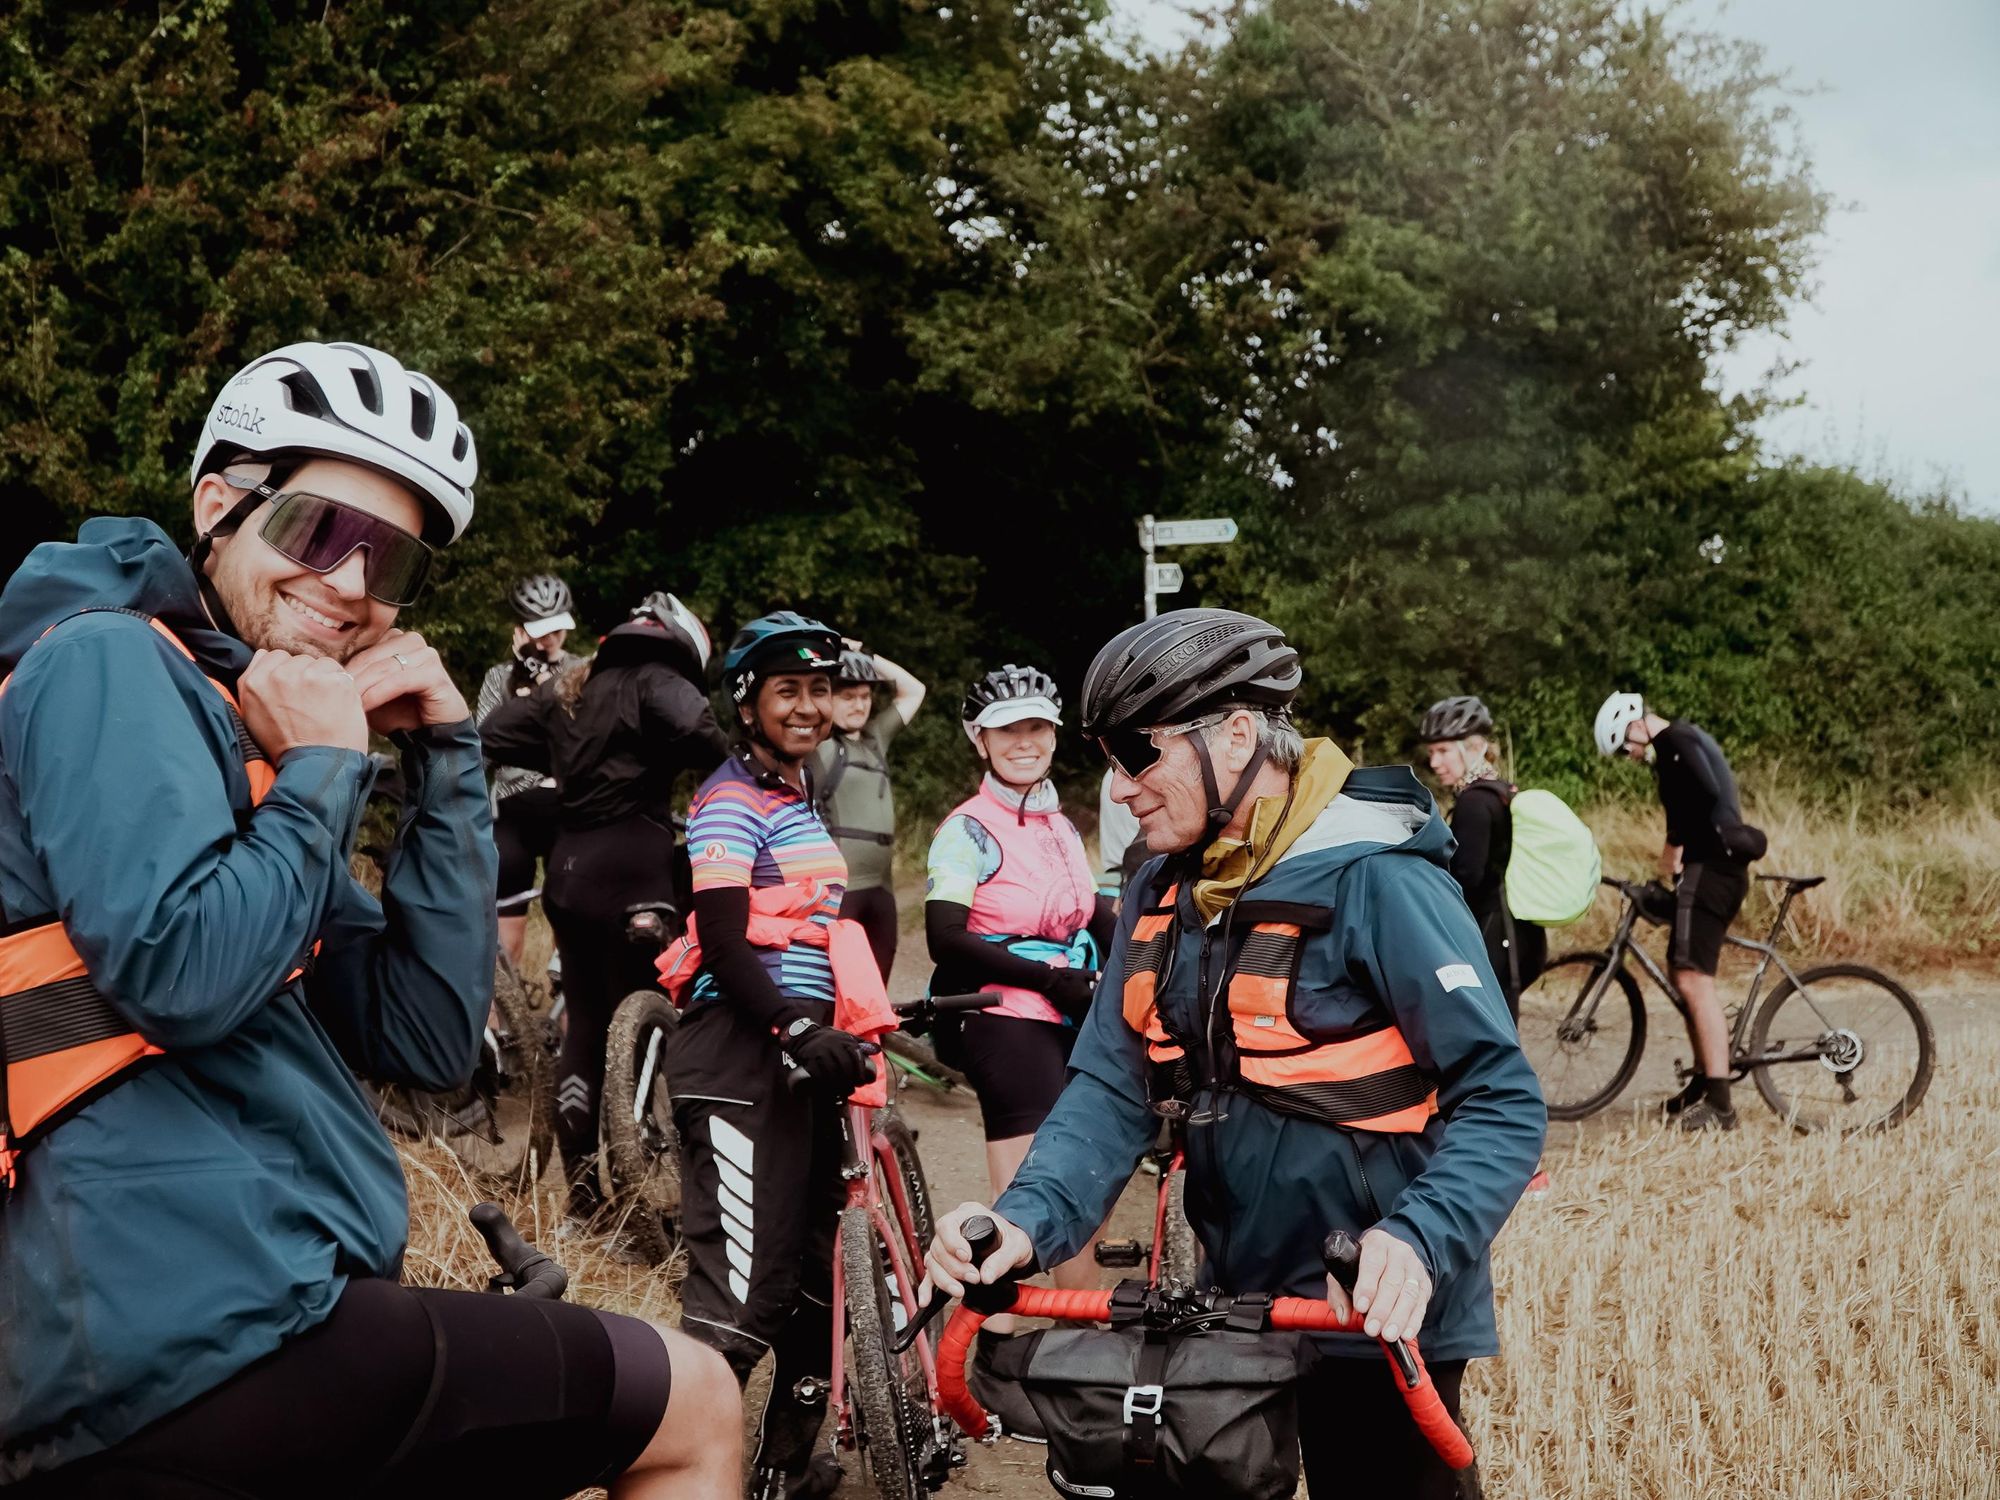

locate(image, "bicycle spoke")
[[1748, 966, 1933, 1131], [1516, 953, 1647, 1120]]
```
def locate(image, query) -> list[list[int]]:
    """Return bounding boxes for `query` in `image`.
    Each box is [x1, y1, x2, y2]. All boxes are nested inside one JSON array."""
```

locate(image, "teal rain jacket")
[[0, 518, 497, 1480], [994, 767, 1547, 1362]]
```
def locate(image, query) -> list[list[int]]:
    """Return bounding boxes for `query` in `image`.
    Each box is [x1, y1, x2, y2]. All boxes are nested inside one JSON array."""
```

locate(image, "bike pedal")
[[1094, 1238, 1146, 1268]]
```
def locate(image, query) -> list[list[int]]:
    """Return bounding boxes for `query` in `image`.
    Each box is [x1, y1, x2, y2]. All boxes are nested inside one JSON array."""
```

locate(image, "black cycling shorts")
[[1671, 860, 1750, 977], [958, 1010, 1076, 1141], [22, 1277, 671, 1499], [495, 784, 561, 913]]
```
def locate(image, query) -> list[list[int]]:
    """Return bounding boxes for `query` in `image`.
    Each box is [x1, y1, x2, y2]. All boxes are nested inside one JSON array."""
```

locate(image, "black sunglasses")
[[224, 475, 435, 605], [1097, 716, 1219, 781]]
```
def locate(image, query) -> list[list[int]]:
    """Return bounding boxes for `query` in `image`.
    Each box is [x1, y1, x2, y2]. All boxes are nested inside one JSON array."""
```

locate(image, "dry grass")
[[1475, 1027, 2000, 1499], [1570, 782, 2000, 972]]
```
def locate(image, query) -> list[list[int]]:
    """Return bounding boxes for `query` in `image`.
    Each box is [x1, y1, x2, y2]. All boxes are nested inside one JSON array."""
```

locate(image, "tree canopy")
[[3, 0, 1993, 812]]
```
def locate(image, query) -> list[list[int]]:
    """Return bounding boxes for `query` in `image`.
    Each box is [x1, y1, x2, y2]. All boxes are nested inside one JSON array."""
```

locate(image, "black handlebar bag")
[[974, 1294, 1312, 1500]]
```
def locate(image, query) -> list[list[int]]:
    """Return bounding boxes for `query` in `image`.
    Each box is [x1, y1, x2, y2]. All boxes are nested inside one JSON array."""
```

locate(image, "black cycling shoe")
[[1677, 1098, 1739, 1133], [749, 1453, 843, 1500], [1660, 1075, 1704, 1117]]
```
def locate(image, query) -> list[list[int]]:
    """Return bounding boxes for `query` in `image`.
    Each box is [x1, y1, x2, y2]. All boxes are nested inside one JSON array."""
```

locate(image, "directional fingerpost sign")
[[1138, 514, 1238, 618], [1151, 518, 1239, 547]]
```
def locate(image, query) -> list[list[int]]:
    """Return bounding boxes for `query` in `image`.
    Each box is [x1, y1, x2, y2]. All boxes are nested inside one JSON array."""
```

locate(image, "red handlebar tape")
[[935, 1288, 1473, 1471]]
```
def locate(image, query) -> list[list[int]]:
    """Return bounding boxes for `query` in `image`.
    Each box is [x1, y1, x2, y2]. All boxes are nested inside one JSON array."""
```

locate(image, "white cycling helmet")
[[191, 341, 478, 543], [1594, 691, 1647, 757]]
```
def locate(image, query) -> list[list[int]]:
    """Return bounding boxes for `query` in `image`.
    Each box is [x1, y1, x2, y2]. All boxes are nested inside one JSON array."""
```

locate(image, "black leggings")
[[494, 785, 560, 913], [1299, 1355, 1470, 1498], [543, 817, 681, 1196], [16, 1278, 671, 1499]]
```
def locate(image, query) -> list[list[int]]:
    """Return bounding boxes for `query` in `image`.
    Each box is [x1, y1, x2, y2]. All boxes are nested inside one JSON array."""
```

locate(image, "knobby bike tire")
[[1747, 964, 1935, 1133], [876, 1110, 938, 1300], [1517, 952, 1648, 1120], [369, 953, 555, 1194], [840, 1205, 924, 1500], [603, 989, 682, 1265], [1157, 1166, 1200, 1286]]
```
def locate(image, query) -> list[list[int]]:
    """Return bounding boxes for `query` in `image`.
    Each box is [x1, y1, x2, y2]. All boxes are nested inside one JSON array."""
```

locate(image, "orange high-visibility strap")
[[0, 612, 294, 1190]]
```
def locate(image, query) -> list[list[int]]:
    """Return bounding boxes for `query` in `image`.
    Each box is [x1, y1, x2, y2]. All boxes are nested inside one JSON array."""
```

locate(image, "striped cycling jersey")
[[686, 749, 847, 1004]]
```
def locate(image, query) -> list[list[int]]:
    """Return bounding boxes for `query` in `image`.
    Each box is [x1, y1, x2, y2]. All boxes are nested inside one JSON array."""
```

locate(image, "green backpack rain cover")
[[1504, 788, 1602, 926]]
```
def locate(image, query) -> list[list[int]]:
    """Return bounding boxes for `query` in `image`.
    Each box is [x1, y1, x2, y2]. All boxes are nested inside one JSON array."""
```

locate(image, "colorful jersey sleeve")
[[687, 778, 766, 890], [926, 812, 1001, 907]]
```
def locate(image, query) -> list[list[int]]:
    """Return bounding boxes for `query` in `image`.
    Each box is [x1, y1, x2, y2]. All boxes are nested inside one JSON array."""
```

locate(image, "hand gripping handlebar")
[[932, 1217, 1473, 1471]]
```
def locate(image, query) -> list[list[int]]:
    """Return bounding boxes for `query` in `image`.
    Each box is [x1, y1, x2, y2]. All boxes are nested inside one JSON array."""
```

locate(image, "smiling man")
[[0, 342, 737, 1498], [927, 608, 1546, 1500]]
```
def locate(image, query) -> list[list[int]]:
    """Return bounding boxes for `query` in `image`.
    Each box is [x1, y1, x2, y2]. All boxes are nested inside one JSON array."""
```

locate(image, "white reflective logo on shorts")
[[1435, 963, 1481, 993], [711, 1115, 755, 1304]]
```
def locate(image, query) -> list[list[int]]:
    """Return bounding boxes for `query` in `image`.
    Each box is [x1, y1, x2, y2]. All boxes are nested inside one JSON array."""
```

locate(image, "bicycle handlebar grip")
[[962, 1214, 1000, 1265], [1321, 1229, 1361, 1292], [470, 1202, 569, 1301]]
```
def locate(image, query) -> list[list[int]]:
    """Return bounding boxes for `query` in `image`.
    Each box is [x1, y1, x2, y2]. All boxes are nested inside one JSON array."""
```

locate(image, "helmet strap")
[[1191, 728, 1272, 839]]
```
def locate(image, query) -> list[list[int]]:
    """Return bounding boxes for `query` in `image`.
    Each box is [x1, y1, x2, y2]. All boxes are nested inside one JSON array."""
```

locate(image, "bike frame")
[[826, 1101, 945, 1453], [1558, 878, 1844, 1074]]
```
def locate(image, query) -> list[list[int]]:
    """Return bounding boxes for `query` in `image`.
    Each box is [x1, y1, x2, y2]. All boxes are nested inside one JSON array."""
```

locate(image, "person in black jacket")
[[1418, 696, 1544, 1021], [480, 591, 729, 1223], [1595, 692, 1764, 1131]]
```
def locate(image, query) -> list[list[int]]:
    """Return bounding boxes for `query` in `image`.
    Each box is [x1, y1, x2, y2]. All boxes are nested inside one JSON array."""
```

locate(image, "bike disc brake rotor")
[[1817, 1027, 1865, 1074]]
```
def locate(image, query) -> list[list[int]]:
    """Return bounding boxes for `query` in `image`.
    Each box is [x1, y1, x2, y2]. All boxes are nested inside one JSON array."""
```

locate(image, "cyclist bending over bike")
[[665, 611, 883, 1500], [1418, 695, 1546, 1020], [1595, 692, 1766, 1132], [477, 572, 582, 966], [480, 591, 728, 1229], [0, 342, 736, 1497], [925, 666, 1114, 1305], [928, 609, 1545, 1500]]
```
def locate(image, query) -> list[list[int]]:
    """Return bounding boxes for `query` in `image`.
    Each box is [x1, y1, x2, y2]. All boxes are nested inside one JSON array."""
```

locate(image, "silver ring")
[[1403, 1278, 1423, 1288], [393, 652, 411, 668]]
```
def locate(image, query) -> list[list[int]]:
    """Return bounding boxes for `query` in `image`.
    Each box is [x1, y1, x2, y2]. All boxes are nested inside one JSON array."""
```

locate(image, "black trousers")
[[1479, 908, 1546, 1024], [543, 818, 681, 1192], [667, 999, 848, 1472], [1300, 1355, 1472, 1498], [837, 884, 899, 981]]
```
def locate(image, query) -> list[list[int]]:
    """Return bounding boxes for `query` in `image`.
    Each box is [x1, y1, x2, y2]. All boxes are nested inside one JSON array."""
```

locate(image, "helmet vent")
[[350, 367, 383, 415], [410, 388, 436, 441], [279, 371, 329, 418]]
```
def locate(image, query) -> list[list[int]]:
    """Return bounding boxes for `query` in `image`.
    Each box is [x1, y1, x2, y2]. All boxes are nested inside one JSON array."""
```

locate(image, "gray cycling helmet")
[[836, 649, 884, 688], [1080, 609, 1300, 737], [1418, 695, 1493, 743], [510, 573, 575, 636]]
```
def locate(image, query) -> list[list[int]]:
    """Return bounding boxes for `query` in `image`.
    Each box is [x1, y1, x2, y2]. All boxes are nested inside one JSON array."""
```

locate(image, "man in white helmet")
[[1594, 692, 1766, 1131], [0, 342, 737, 1496]]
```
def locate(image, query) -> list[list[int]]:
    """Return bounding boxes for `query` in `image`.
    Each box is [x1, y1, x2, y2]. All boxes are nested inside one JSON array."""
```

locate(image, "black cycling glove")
[[1044, 967, 1098, 1021], [780, 1016, 879, 1097]]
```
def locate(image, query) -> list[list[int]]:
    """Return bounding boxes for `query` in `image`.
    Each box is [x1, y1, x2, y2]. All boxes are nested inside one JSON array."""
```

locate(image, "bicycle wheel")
[[603, 989, 681, 1264], [370, 953, 555, 1193], [1516, 952, 1647, 1120], [875, 1110, 937, 1285], [1156, 1166, 1200, 1286], [1747, 964, 1935, 1132], [839, 1204, 925, 1500]]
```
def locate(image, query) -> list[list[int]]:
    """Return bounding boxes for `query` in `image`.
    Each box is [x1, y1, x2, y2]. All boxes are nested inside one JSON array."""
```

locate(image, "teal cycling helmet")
[[723, 611, 843, 705]]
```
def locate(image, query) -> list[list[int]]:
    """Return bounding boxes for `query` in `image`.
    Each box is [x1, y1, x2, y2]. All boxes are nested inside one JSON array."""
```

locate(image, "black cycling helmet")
[[836, 649, 884, 688], [596, 591, 711, 679], [1082, 609, 1301, 841], [1080, 609, 1300, 737], [1418, 695, 1494, 743], [723, 610, 842, 705], [510, 573, 575, 635]]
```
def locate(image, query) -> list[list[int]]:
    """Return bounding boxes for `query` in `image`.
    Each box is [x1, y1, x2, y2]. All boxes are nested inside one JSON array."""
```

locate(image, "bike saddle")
[[1755, 873, 1825, 890]]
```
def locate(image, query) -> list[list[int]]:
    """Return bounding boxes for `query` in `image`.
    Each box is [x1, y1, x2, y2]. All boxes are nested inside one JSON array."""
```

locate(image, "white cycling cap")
[[969, 696, 1064, 732], [523, 611, 576, 638]]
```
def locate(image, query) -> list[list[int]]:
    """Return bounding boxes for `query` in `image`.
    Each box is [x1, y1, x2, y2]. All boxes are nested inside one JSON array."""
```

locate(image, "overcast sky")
[[1110, 0, 2000, 510]]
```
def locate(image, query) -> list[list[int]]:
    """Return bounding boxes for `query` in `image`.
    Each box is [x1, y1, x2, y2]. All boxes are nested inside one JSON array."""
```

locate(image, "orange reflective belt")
[[1118, 882, 1437, 1134], [0, 612, 292, 1190]]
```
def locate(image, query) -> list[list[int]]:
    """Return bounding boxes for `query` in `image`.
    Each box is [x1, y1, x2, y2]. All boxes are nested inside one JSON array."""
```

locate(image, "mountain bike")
[[1518, 873, 1934, 1131], [768, 991, 995, 1500], [368, 951, 555, 1192], [597, 900, 689, 1264]]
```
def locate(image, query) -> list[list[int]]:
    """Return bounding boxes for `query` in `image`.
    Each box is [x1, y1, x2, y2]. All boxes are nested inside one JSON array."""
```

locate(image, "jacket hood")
[[1273, 764, 1453, 876], [0, 517, 246, 680]]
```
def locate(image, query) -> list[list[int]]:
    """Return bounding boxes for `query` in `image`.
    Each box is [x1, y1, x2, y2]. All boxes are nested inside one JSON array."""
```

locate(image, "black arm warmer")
[[1087, 895, 1117, 963], [692, 885, 803, 1032], [925, 900, 1069, 993]]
